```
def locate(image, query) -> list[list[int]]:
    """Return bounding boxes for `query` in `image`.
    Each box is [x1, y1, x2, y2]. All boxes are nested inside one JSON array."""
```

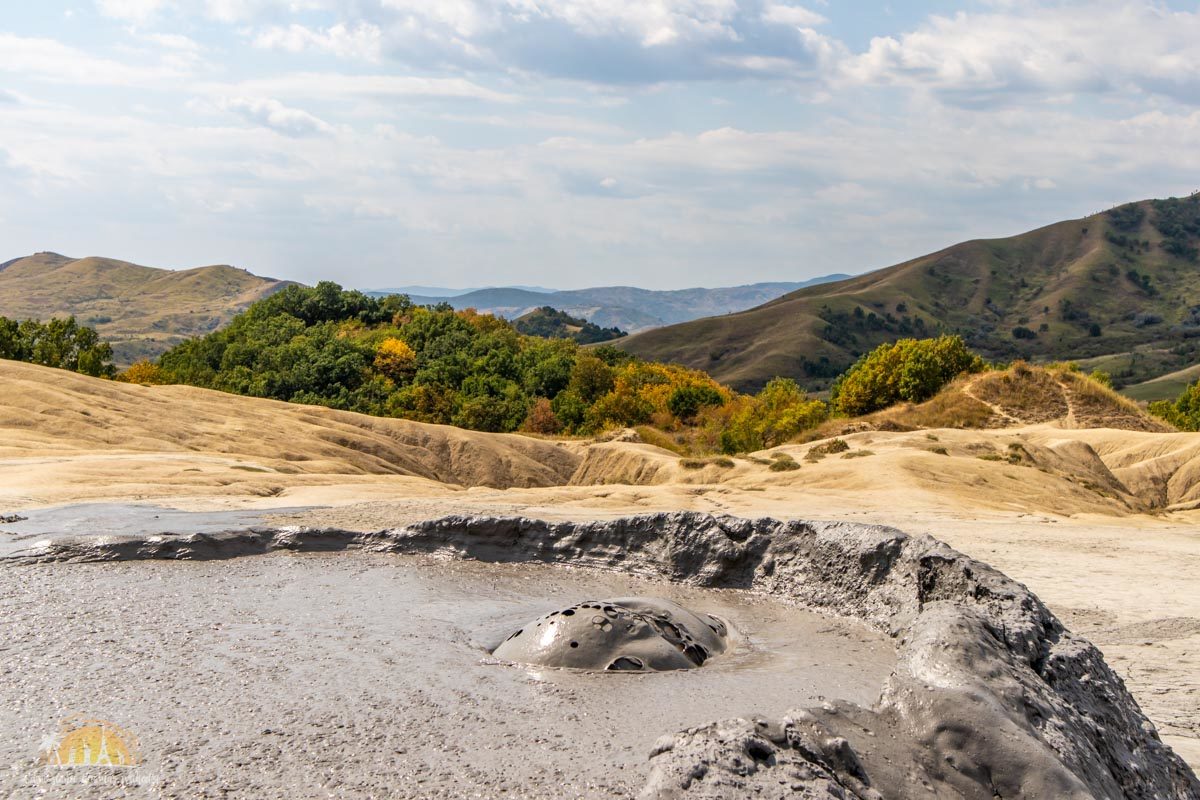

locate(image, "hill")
[[0, 252, 292, 365], [378, 276, 849, 332], [0, 359, 580, 492], [512, 306, 626, 344], [813, 363, 1170, 436], [1122, 363, 1200, 402], [616, 195, 1200, 391]]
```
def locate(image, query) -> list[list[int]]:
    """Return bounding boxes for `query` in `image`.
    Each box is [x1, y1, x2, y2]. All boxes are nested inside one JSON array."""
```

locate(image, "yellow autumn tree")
[[374, 338, 417, 381], [116, 359, 167, 385]]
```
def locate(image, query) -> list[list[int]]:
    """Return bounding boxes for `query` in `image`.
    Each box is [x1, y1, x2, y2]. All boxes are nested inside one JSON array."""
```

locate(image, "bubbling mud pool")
[[0, 551, 895, 799]]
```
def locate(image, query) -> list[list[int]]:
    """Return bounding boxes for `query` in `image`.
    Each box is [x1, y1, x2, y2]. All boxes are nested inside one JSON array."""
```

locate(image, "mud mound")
[[1035, 428, 1200, 510], [493, 597, 728, 671], [9, 512, 1196, 798], [0, 360, 579, 489], [567, 441, 678, 485]]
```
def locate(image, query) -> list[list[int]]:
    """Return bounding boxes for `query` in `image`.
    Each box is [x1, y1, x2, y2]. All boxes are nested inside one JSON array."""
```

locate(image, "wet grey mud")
[[493, 597, 730, 671], [0, 553, 889, 798], [1, 511, 1197, 799]]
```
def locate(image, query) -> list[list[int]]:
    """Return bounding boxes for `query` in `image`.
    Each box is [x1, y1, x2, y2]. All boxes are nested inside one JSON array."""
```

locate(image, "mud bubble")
[[493, 596, 728, 671]]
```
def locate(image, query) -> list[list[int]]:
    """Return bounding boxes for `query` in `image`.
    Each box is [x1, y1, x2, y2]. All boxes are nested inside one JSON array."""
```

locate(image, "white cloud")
[[9, 3, 1200, 288], [214, 0, 841, 84], [840, 1, 1200, 104], [253, 22, 383, 62], [140, 32, 204, 53], [219, 96, 334, 136], [96, 0, 164, 22], [761, 3, 826, 27], [205, 73, 517, 103], [0, 33, 186, 86]]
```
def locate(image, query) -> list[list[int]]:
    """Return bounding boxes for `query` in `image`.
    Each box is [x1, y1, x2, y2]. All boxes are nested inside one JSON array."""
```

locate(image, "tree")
[[521, 398, 562, 434], [0, 315, 114, 377], [1150, 379, 1200, 431], [0, 316, 19, 360], [831, 335, 984, 416], [720, 378, 827, 454], [667, 384, 725, 421], [568, 354, 616, 404], [117, 360, 167, 385], [373, 338, 417, 381]]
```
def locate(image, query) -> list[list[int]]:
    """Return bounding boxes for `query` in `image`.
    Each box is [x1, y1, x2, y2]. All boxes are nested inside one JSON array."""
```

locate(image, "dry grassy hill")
[[813, 364, 1173, 435], [617, 196, 1200, 392], [0, 253, 292, 365]]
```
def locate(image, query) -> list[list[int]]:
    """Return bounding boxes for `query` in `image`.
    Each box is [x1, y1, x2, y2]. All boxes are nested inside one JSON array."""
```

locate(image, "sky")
[[1, 1, 1199, 290]]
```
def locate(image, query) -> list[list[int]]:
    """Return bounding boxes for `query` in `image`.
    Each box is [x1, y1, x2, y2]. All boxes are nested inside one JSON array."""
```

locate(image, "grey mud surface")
[[0, 553, 890, 799], [2, 511, 1198, 799], [0, 503, 314, 558]]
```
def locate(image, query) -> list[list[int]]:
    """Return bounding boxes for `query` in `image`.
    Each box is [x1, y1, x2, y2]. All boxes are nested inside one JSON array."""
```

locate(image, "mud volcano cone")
[[493, 597, 728, 671]]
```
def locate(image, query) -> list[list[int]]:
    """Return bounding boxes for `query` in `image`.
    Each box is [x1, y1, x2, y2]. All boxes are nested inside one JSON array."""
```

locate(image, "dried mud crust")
[[7, 512, 1199, 799]]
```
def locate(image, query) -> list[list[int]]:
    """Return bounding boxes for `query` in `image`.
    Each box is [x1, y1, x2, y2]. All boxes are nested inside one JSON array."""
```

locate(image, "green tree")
[[0, 316, 19, 360], [667, 384, 724, 421], [1150, 379, 1200, 431], [831, 335, 984, 416], [0, 315, 114, 377], [719, 378, 827, 454], [568, 354, 616, 404]]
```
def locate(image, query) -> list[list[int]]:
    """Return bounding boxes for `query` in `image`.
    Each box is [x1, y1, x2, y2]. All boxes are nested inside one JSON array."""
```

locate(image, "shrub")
[[806, 438, 850, 461], [116, 359, 167, 385], [551, 390, 587, 431], [667, 384, 724, 421], [719, 378, 827, 454], [1149, 379, 1200, 431], [768, 455, 801, 471], [831, 335, 985, 416], [680, 457, 735, 470], [520, 398, 561, 435]]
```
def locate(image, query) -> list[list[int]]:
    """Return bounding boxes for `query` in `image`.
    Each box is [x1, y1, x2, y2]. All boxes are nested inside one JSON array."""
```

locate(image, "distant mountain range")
[[368, 276, 850, 333], [0, 252, 292, 365], [0, 252, 847, 365], [615, 195, 1200, 394], [374, 285, 555, 297]]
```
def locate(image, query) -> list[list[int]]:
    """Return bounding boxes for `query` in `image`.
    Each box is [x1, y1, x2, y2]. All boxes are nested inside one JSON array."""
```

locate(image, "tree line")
[[0, 315, 114, 377], [17, 283, 1155, 450]]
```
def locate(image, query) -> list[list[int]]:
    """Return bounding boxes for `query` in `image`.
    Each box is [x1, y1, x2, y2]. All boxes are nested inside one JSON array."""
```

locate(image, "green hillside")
[[0, 252, 292, 365], [513, 306, 627, 344], [617, 195, 1200, 391]]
